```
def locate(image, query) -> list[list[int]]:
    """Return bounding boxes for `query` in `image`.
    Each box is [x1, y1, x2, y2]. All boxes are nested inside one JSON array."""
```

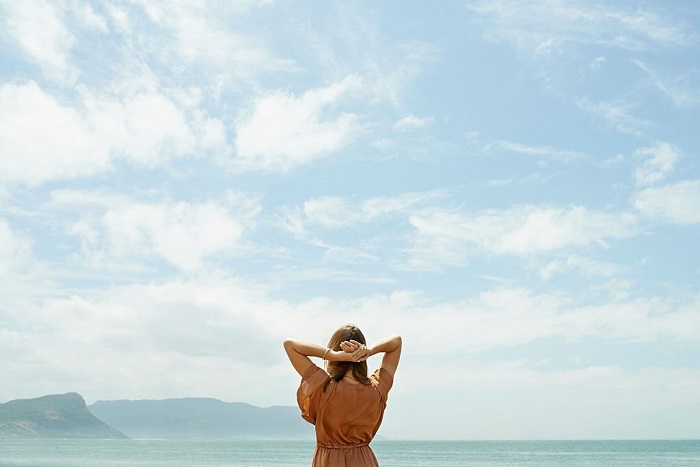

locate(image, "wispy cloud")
[[538, 255, 625, 281], [576, 98, 652, 137], [634, 179, 700, 225], [106, 0, 295, 84], [633, 142, 681, 186], [0, 218, 32, 275], [466, 131, 589, 165], [469, 0, 692, 55], [234, 76, 363, 172], [488, 140, 588, 164], [281, 190, 448, 235], [407, 205, 638, 269], [394, 114, 434, 132], [0, 0, 77, 83], [277, 191, 451, 268], [306, 4, 438, 105], [634, 59, 700, 108], [73, 2, 108, 33]]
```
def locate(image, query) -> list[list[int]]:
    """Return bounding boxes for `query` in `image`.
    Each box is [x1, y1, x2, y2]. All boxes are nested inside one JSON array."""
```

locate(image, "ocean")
[[0, 439, 698, 466]]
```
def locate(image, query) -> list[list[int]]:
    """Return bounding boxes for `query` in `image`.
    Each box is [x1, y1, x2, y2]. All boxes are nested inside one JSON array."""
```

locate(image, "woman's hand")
[[340, 340, 359, 353], [340, 340, 370, 362]]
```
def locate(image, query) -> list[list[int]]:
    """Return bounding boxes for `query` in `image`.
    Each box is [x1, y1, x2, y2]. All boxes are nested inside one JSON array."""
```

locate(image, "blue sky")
[[1, 0, 699, 440]]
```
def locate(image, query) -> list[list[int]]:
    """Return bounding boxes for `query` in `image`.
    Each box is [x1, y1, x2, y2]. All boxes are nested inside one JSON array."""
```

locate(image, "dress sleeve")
[[370, 367, 394, 403], [296, 364, 329, 424]]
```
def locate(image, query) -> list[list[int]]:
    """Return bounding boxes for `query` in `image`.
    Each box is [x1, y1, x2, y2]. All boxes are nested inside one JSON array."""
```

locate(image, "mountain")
[[0, 393, 127, 439], [88, 398, 313, 439]]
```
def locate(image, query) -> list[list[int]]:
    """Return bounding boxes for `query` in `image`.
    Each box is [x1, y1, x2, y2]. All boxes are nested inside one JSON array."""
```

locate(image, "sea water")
[[0, 439, 699, 466]]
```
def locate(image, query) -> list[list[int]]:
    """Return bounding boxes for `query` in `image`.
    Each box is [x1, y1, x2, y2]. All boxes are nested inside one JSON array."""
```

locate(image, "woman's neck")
[[342, 373, 361, 384]]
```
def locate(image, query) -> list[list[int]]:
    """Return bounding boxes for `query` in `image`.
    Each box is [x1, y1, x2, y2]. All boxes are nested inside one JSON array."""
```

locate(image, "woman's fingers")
[[339, 341, 371, 361], [350, 344, 369, 361], [340, 340, 360, 353]]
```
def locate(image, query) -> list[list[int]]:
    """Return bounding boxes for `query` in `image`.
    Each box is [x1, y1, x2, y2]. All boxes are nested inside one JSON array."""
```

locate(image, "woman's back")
[[298, 366, 393, 448]]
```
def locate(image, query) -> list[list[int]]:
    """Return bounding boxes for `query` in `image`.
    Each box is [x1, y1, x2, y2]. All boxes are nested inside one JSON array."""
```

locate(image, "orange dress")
[[297, 364, 393, 466]]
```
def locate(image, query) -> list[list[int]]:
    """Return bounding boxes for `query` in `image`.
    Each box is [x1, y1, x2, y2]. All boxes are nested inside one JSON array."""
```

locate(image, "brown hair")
[[323, 324, 372, 391]]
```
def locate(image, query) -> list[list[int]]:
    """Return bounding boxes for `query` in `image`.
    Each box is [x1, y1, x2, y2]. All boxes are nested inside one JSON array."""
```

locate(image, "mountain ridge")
[[88, 397, 313, 439], [0, 393, 127, 439]]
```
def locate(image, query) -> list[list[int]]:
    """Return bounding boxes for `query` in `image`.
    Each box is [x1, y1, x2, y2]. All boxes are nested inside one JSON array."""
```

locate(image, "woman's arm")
[[367, 335, 402, 379], [283, 339, 363, 377]]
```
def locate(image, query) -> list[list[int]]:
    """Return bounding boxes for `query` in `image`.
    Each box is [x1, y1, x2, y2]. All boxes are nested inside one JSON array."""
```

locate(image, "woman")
[[283, 325, 402, 466]]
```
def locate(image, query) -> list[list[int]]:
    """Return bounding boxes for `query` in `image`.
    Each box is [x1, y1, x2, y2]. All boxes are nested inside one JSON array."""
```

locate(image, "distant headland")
[[0, 393, 312, 440], [0, 393, 126, 439]]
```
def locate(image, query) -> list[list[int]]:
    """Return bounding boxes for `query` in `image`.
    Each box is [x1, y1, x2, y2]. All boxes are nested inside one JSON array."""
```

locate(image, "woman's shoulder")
[[299, 364, 330, 396], [368, 368, 393, 403], [371, 367, 394, 381], [370, 367, 394, 388], [302, 363, 329, 379]]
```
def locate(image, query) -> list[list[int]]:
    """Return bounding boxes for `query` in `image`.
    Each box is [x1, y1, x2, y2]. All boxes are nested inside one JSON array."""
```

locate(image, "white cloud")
[[2, 268, 699, 438], [0, 81, 110, 187], [538, 255, 624, 281], [355, 288, 700, 355], [74, 2, 109, 33], [0, 219, 52, 332], [286, 198, 640, 272], [0, 218, 32, 275], [576, 98, 651, 137], [303, 4, 437, 106], [489, 140, 587, 163], [234, 76, 363, 171], [84, 87, 197, 167], [394, 114, 434, 132], [126, 0, 295, 80], [470, 0, 691, 55], [105, 4, 130, 33], [408, 205, 638, 269], [4, 276, 699, 402], [0, 80, 225, 187], [634, 179, 700, 225], [297, 197, 356, 228], [0, 0, 77, 82], [277, 191, 448, 266], [100, 202, 244, 270], [282, 190, 447, 234], [467, 132, 588, 165], [173, 10, 285, 71], [0, 277, 288, 403], [318, 242, 379, 264], [633, 142, 681, 186], [49, 190, 261, 271]]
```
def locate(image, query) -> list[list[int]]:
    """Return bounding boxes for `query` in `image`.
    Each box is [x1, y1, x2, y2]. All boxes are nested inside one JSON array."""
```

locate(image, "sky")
[[0, 0, 699, 440]]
